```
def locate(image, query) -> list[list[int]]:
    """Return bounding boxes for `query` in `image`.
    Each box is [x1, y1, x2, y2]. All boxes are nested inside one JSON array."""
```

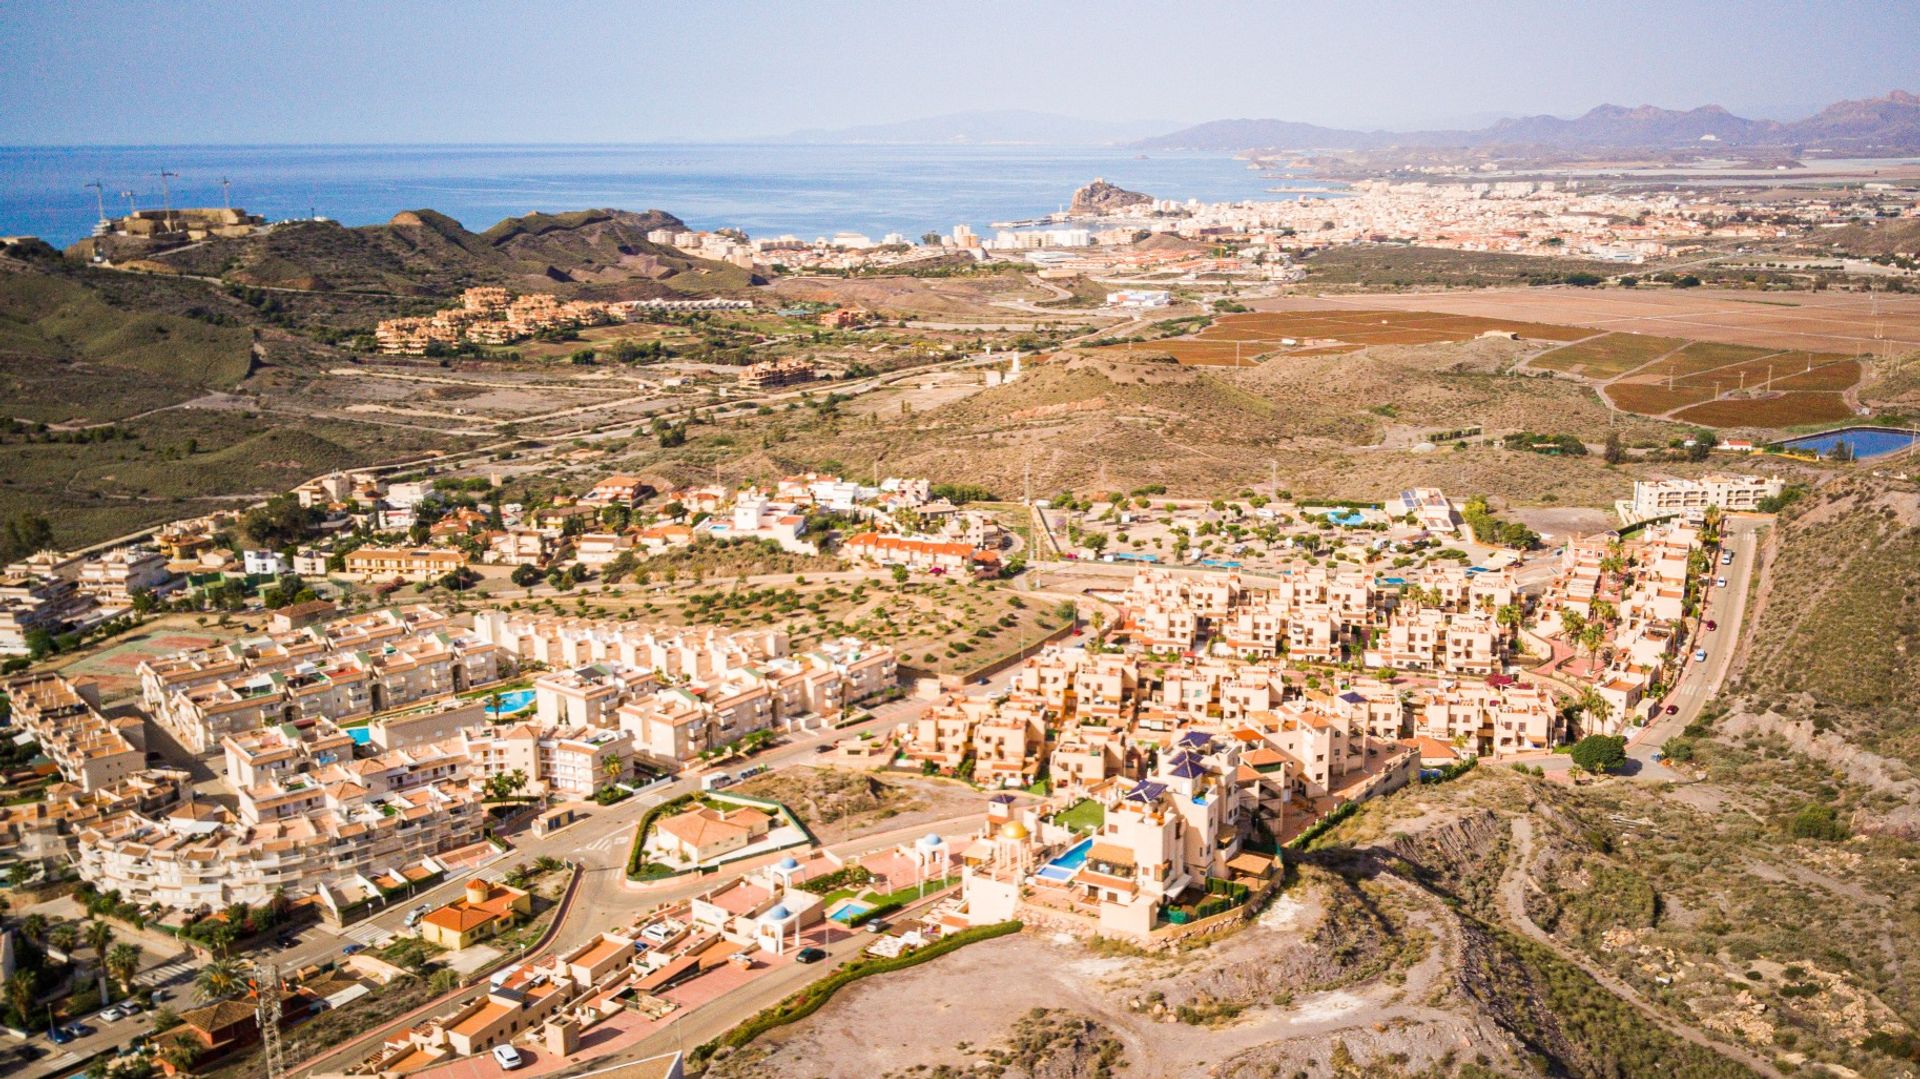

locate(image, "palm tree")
[[194, 958, 244, 1003], [5, 972, 37, 1027], [21, 912, 47, 942], [602, 754, 625, 787], [106, 942, 143, 996], [48, 922, 77, 956], [85, 920, 116, 1002], [159, 1034, 202, 1074]]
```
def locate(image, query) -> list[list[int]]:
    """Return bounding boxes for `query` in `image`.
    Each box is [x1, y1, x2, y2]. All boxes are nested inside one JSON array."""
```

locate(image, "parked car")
[[341, 943, 365, 956], [492, 1045, 525, 1070], [813, 744, 834, 754], [795, 947, 828, 964], [49, 1028, 72, 1045], [1704, 619, 1717, 631], [404, 903, 432, 928], [1666, 704, 1679, 715], [1715, 576, 1728, 588], [1721, 550, 1734, 566], [99, 1005, 129, 1022], [66, 1024, 93, 1038], [1693, 649, 1708, 663]]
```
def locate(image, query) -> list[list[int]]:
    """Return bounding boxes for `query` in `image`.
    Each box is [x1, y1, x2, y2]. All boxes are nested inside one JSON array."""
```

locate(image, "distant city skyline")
[[1, 0, 1916, 145]]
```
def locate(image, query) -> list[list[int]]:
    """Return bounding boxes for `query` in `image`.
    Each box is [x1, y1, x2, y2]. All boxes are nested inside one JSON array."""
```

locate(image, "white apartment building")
[[1628, 474, 1783, 521]]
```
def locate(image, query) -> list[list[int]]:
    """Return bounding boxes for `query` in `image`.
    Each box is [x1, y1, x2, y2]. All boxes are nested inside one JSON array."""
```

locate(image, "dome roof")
[[918, 832, 944, 847], [999, 821, 1030, 840], [762, 904, 791, 922], [777, 855, 801, 870]]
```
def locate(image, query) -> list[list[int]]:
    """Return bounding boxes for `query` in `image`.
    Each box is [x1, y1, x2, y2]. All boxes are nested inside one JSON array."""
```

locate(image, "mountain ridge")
[[1135, 90, 1920, 154]]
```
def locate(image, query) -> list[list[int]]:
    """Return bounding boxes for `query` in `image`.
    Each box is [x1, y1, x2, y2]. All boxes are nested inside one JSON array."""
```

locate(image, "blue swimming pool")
[[345, 726, 372, 745], [829, 900, 872, 924], [1774, 426, 1918, 460], [487, 689, 535, 718], [1325, 509, 1367, 526], [1035, 838, 1092, 883]]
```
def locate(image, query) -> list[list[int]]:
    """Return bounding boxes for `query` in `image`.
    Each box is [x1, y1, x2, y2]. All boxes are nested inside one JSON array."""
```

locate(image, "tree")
[[510, 563, 543, 588], [602, 755, 625, 786], [241, 494, 323, 549], [48, 922, 77, 956], [1570, 734, 1627, 774], [159, 1035, 202, 1073], [106, 942, 142, 995], [1602, 431, 1624, 465], [5, 972, 38, 1028], [428, 968, 462, 994], [0, 512, 54, 562], [194, 958, 244, 1003], [889, 564, 909, 585]]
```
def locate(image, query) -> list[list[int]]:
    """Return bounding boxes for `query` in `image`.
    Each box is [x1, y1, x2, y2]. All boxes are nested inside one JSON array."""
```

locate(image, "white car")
[[1715, 576, 1728, 588], [492, 1045, 525, 1070], [1693, 649, 1708, 663]]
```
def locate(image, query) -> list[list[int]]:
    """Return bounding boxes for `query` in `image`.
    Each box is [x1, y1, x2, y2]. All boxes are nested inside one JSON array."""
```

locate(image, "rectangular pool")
[[828, 900, 872, 924], [1774, 426, 1918, 459], [1034, 838, 1092, 883]]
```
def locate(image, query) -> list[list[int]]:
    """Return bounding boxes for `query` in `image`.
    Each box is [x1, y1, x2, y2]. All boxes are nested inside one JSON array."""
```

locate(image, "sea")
[[0, 143, 1345, 250]]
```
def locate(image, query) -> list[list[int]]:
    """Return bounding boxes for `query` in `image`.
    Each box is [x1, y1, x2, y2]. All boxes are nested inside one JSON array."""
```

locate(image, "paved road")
[[1525, 515, 1764, 781]]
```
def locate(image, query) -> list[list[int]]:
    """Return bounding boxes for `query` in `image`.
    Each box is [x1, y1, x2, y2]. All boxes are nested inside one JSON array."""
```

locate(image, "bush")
[[1569, 734, 1627, 774], [1786, 803, 1849, 841]]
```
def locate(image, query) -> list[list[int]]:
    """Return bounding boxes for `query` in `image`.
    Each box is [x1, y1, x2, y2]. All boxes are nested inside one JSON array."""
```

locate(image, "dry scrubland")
[[611, 342, 1699, 511]]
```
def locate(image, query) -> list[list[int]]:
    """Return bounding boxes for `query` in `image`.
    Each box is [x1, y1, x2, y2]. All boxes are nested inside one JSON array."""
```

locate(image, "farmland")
[[1100, 308, 1589, 366]]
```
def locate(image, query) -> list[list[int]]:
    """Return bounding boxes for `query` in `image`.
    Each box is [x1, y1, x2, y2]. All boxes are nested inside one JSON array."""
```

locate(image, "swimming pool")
[[828, 900, 872, 924], [1773, 426, 1918, 460], [1325, 509, 1367, 526], [486, 689, 535, 718], [345, 726, 372, 745], [1034, 838, 1093, 883]]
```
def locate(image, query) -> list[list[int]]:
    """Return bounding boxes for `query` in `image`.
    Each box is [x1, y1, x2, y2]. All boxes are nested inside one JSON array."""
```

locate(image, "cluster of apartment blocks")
[[136, 605, 506, 754], [958, 730, 1289, 939], [470, 609, 896, 768], [1542, 520, 1704, 727], [374, 287, 616, 354]]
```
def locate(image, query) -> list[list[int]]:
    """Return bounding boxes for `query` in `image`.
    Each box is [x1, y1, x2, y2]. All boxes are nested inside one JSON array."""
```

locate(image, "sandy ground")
[[714, 875, 1503, 1079]]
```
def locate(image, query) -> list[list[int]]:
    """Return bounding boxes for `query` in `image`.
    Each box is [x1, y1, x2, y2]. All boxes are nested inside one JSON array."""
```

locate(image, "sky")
[[2, 0, 1915, 145]]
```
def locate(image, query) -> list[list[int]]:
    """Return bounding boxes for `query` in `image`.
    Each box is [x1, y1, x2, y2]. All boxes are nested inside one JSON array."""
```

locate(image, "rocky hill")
[[138, 207, 757, 297], [1069, 178, 1152, 215]]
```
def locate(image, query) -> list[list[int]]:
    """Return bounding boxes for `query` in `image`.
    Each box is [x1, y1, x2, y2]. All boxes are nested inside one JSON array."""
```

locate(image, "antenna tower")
[[84, 180, 107, 222], [252, 961, 286, 1079]]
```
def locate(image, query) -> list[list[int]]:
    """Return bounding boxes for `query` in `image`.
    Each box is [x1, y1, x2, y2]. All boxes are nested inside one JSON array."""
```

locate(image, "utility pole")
[[84, 180, 107, 223]]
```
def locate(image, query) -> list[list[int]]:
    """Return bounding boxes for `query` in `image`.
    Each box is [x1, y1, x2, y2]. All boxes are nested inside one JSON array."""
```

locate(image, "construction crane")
[[157, 169, 179, 232], [250, 961, 286, 1079], [84, 180, 107, 223], [119, 189, 138, 216]]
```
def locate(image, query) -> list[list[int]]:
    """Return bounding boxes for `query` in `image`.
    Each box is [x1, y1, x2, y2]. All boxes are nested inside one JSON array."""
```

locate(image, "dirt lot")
[[730, 766, 984, 844], [1260, 288, 1920, 355]]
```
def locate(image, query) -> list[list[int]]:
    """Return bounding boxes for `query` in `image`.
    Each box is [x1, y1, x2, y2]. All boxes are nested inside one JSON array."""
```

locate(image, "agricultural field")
[[1530, 332, 1687, 378], [1672, 391, 1856, 427], [1104, 308, 1589, 367]]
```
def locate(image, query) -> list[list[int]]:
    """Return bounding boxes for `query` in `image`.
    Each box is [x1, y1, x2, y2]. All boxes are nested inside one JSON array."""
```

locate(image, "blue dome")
[[763, 904, 791, 921], [920, 832, 944, 846], [777, 856, 801, 870]]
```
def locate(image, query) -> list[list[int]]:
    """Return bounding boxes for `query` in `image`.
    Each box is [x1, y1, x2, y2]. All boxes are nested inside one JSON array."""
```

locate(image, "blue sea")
[[0, 144, 1338, 249]]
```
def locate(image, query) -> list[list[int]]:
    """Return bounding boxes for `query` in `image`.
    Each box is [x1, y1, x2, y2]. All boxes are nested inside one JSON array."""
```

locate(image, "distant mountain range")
[[1134, 90, 1920, 154], [780, 109, 1182, 147]]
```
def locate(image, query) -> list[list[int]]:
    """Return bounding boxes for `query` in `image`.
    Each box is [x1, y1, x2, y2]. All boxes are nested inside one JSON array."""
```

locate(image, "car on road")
[[49, 1028, 72, 1045], [492, 1045, 525, 1070], [404, 903, 432, 928], [1705, 619, 1717, 631], [1666, 704, 1679, 715], [66, 1024, 93, 1038], [795, 947, 828, 964], [1693, 649, 1708, 663], [813, 743, 834, 754], [99, 1004, 132, 1021], [1715, 576, 1728, 588], [341, 943, 365, 956], [1721, 550, 1734, 566]]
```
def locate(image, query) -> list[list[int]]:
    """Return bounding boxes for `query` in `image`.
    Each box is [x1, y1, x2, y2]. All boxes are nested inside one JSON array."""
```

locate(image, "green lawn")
[[1051, 798, 1105, 834]]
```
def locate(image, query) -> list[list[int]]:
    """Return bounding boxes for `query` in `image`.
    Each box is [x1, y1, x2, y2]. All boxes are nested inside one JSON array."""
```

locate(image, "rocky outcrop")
[[1070, 178, 1151, 215]]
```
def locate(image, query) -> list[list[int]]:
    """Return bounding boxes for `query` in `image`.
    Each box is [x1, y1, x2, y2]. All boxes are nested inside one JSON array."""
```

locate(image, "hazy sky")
[[3, 0, 1915, 144]]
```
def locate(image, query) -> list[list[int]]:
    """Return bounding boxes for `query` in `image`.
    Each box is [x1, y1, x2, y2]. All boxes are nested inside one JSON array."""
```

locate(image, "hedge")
[[692, 921, 1022, 1067], [1286, 799, 1359, 851], [627, 793, 696, 878]]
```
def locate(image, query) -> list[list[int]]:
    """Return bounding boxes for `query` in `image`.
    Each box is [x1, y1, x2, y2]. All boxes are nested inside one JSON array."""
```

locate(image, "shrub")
[[1569, 734, 1628, 774]]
